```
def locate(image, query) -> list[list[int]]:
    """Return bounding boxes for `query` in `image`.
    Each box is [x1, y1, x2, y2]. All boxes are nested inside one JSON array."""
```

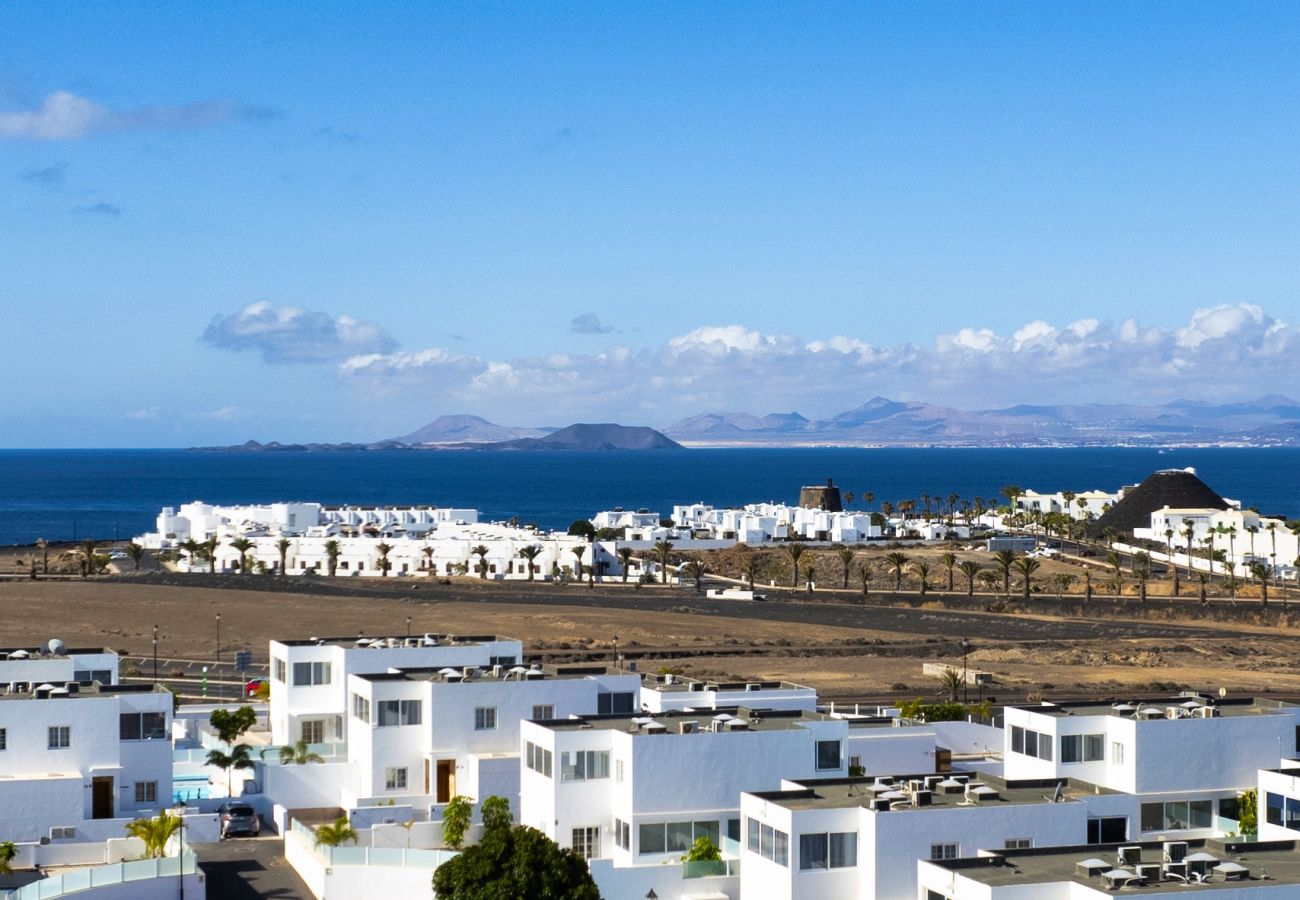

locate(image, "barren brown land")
[[1, 558, 1298, 704]]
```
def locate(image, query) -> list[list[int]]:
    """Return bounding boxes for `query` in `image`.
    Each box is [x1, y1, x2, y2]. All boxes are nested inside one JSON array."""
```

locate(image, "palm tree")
[[884, 552, 909, 593], [742, 555, 762, 591], [179, 538, 202, 571], [939, 552, 957, 592], [1132, 552, 1152, 603], [1011, 556, 1041, 598], [1000, 485, 1024, 518], [79, 539, 98, 577], [314, 816, 359, 849], [936, 667, 962, 702], [468, 544, 488, 579], [205, 743, 254, 796], [862, 491, 875, 511], [1196, 572, 1209, 605], [421, 543, 435, 573], [784, 544, 806, 588], [910, 561, 931, 596], [1247, 524, 1260, 562], [991, 550, 1016, 595], [1163, 528, 1179, 596], [836, 546, 856, 589], [958, 560, 981, 596], [1082, 569, 1094, 603], [653, 540, 674, 584], [568, 546, 585, 580], [35, 537, 49, 574], [125, 542, 145, 571], [681, 560, 708, 593], [229, 537, 254, 574], [617, 546, 634, 583], [202, 538, 218, 574], [858, 562, 872, 597], [124, 813, 183, 859], [1052, 572, 1075, 600], [1268, 521, 1279, 570], [1251, 562, 1272, 607], [276, 537, 292, 574], [842, 490, 855, 507], [376, 542, 394, 577], [279, 739, 325, 765], [518, 545, 542, 581], [324, 539, 341, 577], [1182, 519, 1196, 581]]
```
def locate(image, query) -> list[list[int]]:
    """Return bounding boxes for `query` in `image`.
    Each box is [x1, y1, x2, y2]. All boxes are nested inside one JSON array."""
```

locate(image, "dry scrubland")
[[1, 548, 1299, 701]]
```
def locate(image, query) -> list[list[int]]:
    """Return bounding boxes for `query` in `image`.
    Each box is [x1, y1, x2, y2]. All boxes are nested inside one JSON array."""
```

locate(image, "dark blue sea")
[[0, 448, 1296, 546]]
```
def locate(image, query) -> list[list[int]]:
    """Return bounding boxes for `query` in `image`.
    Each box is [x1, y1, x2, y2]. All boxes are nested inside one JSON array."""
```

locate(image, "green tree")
[[681, 559, 708, 592], [229, 537, 254, 574], [314, 816, 359, 848], [685, 835, 721, 862], [1251, 561, 1272, 607], [784, 543, 806, 587], [79, 539, 99, 577], [432, 796, 599, 900], [124, 813, 183, 859], [0, 841, 15, 874], [858, 562, 872, 597], [991, 550, 1016, 595], [742, 555, 763, 592], [205, 743, 254, 796], [884, 552, 909, 593], [202, 538, 219, 574], [518, 545, 542, 581], [276, 537, 292, 574], [324, 539, 341, 577], [1011, 556, 1041, 598], [481, 795, 512, 833], [125, 542, 145, 571], [376, 542, 394, 576], [958, 560, 981, 596], [936, 668, 962, 701], [836, 546, 856, 589], [1132, 552, 1152, 602], [566, 519, 596, 539], [653, 540, 674, 584], [910, 561, 930, 596], [209, 706, 257, 744], [938, 552, 957, 592], [442, 795, 473, 850], [616, 546, 634, 582], [1238, 788, 1258, 836], [278, 739, 324, 765]]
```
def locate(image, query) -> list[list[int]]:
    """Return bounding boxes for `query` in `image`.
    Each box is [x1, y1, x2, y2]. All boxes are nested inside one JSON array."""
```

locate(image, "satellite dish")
[[1219, 687, 1227, 698], [47, 639, 65, 655]]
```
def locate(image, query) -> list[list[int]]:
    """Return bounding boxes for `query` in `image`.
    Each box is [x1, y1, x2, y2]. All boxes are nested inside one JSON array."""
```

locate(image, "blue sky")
[[3, 2, 1299, 446]]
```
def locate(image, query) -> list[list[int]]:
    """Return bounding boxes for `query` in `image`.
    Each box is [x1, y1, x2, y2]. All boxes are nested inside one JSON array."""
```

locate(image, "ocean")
[[0, 447, 1296, 547]]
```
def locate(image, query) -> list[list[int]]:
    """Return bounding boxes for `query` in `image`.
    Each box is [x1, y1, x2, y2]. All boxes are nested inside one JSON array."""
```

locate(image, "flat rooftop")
[[274, 633, 517, 649], [0, 682, 169, 701], [1014, 694, 1299, 721], [750, 774, 1117, 812], [936, 839, 1300, 890], [0, 646, 112, 659], [541, 707, 838, 734], [641, 674, 814, 694], [357, 664, 621, 684]]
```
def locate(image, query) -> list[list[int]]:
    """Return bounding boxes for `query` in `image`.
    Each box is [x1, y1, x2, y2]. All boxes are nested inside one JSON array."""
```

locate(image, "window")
[[1142, 800, 1213, 831], [272, 658, 287, 682], [48, 726, 70, 749], [474, 707, 497, 731], [0, 728, 7, 750], [1005, 838, 1032, 850], [745, 820, 788, 867], [616, 759, 624, 783], [572, 827, 599, 860], [292, 661, 331, 686], [1220, 796, 1241, 823], [931, 843, 959, 860], [73, 669, 112, 685], [1010, 724, 1052, 760], [351, 693, 370, 723], [301, 720, 325, 744], [1088, 817, 1128, 844], [385, 767, 407, 791], [1286, 796, 1300, 832], [815, 740, 842, 771], [728, 818, 741, 843], [614, 818, 631, 850], [560, 750, 610, 782], [120, 712, 167, 741], [1111, 741, 1125, 765], [525, 741, 553, 778], [1061, 733, 1104, 763], [801, 833, 854, 870], [597, 692, 635, 714], [377, 700, 422, 727], [489, 655, 518, 667], [1268, 792, 1284, 827], [135, 782, 157, 803], [532, 704, 555, 720], [639, 820, 718, 855]]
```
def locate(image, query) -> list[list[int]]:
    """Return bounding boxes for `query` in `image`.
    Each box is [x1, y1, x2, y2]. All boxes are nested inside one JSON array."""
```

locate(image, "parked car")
[[217, 801, 261, 839]]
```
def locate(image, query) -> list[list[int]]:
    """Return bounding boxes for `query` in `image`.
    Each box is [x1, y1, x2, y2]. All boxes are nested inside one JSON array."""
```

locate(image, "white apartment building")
[[1018, 489, 1118, 520], [146, 501, 478, 546], [0, 641, 118, 686], [640, 673, 819, 714], [671, 503, 882, 544], [345, 663, 640, 814], [1135, 505, 1298, 578], [268, 634, 524, 746], [0, 682, 173, 842]]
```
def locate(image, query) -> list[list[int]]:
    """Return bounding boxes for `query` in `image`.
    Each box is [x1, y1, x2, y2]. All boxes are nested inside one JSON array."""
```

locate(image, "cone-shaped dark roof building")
[[1093, 468, 1230, 535]]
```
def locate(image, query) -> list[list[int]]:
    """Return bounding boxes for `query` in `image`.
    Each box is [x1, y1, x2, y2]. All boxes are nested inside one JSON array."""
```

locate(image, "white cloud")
[[0, 91, 258, 141], [202, 301, 396, 364], [334, 304, 1300, 421]]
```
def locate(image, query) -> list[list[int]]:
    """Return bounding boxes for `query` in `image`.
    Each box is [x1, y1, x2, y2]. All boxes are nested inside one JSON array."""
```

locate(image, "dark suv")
[[217, 801, 261, 839]]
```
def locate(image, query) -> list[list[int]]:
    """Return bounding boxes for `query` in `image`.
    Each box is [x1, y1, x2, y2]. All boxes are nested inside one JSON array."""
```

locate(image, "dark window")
[[1088, 817, 1127, 843], [728, 818, 741, 843], [816, 740, 841, 770], [1219, 797, 1241, 822], [1267, 792, 1284, 827], [800, 833, 829, 870], [1286, 797, 1300, 832], [597, 692, 635, 714]]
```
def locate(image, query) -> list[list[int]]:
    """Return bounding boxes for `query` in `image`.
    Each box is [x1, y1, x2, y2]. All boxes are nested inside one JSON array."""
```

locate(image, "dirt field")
[[3, 571, 1300, 703]]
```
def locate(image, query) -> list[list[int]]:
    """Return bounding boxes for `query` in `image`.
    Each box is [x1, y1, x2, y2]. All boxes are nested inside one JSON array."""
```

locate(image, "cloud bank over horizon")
[[0, 90, 268, 141], [197, 302, 1299, 424]]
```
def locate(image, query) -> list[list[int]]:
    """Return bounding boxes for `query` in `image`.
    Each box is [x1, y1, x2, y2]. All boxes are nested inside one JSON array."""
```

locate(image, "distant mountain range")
[[664, 395, 1300, 446], [195, 395, 1300, 452]]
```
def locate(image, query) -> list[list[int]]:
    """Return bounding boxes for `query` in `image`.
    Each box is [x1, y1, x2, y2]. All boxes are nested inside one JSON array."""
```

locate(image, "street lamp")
[[215, 614, 222, 701], [152, 624, 158, 685], [960, 637, 970, 705], [406, 615, 411, 637]]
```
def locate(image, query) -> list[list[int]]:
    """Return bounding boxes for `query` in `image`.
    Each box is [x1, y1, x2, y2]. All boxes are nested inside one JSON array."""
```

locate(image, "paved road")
[[195, 837, 312, 899]]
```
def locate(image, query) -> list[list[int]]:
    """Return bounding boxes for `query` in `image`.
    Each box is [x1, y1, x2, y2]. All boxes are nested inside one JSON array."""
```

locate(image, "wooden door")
[[436, 760, 454, 803]]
